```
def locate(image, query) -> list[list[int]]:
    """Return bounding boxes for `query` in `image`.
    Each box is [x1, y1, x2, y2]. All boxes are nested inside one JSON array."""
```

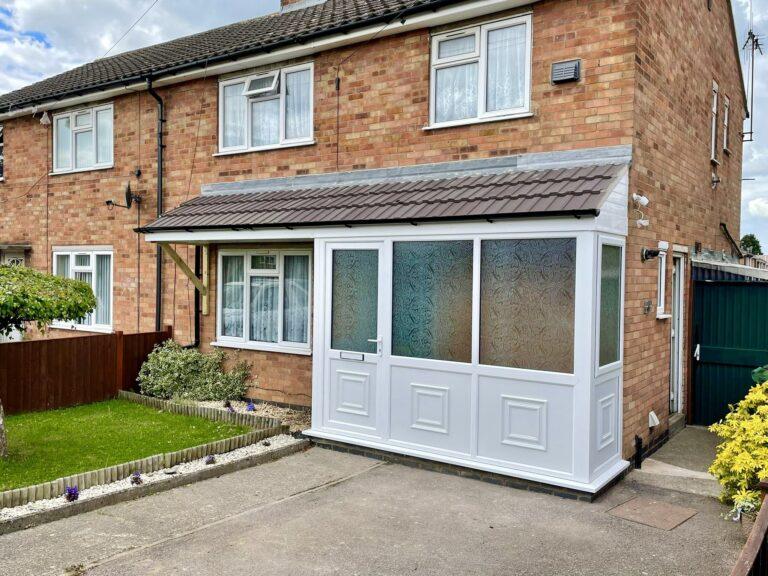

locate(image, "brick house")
[[0, 0, 746, 494]]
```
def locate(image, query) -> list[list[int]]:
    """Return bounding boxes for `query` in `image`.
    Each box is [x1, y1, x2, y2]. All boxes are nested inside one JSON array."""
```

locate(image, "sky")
[[0, 0, 765, 249]]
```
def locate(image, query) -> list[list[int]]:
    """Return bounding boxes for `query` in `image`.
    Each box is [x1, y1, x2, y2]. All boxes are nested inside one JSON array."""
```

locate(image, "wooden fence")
[[732, 481, 768, 576], [0, 327, 172, 415]]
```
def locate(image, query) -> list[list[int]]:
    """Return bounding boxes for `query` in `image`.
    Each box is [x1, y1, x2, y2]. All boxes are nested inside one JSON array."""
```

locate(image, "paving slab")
[[607, 497, 698, 530], [0, 446, 745, 576]]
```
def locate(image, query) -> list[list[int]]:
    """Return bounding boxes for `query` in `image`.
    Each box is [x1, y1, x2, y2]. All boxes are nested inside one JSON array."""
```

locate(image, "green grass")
[[0, 399, 249, 491]]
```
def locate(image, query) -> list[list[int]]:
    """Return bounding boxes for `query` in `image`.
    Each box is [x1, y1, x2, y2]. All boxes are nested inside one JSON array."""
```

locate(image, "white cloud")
[[749, 197, 768, 218], [0, 0, 280, 94]]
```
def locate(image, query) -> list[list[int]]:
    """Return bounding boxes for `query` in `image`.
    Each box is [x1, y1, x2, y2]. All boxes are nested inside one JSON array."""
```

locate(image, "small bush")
[[709, 365, 768, 518], [138, 340, 250, 401]]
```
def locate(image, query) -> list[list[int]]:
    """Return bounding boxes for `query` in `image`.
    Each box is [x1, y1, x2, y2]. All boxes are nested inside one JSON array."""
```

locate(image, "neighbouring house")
[[0, 0, 747, 495]]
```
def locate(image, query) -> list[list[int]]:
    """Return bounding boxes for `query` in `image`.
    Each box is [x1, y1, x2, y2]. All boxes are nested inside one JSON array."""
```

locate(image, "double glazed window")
[[219, 250, 311, 351], [598, 242, 623, 368], [723, 96, 731, 152], [710, 81, 719, 163], [219, 63, 313, 153], [430, 15, 532, 127], [53, 250, 113, 330], [53, 105, 114, 173]]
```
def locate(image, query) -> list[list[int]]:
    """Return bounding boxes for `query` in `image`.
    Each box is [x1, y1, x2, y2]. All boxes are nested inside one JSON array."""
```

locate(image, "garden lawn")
[[0, 399, 250, 492]]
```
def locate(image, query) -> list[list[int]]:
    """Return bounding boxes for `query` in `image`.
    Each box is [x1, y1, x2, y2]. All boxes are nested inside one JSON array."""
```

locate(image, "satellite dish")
[[125, 184, 133, 209]]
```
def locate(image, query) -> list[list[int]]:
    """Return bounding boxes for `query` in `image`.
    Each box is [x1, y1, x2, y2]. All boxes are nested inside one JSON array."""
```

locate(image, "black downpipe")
[[190, 246, 201, 348], [147, 79, 165, 333], [634, 435, 643, 469]]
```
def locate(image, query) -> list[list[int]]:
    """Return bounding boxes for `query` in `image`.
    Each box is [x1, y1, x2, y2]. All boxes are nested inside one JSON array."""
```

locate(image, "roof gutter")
[[0, 0, 528, 120]]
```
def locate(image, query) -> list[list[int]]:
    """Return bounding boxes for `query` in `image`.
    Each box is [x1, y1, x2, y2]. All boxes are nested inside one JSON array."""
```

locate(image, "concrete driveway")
[[0, 447, 744, 576]]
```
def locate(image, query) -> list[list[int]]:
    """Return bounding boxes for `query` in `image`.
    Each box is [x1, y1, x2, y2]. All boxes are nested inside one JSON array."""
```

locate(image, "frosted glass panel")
[[480, 239, 576, 373], [249, 276, 278, 343], [331, 250, 378, 354], [285, 68, 312, 140], [392, 241, 473, 362], [486, 24, 527, 112], [221, 255, 244, 338], [435, 62, 478, 123], [283, 255, 309, 344], [251, 98, 280, 147], [599, 244, 622, 367], [95, 254, 111, 325]]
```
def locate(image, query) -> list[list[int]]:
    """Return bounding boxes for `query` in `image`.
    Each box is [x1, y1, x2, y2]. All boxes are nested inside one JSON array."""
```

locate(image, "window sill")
[[50, 164, 114, 177], [723, 148, 732, 157], [710, 158, 721, 167], [212, 340, 312, 356], [214, 140, 316, 157], [656, 313, 672, 320], [424, 112, 534, 131], [50, 323, 113, 334]]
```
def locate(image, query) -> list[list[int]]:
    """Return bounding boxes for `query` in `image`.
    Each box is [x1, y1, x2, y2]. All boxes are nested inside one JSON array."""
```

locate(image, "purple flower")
[[131, 471, 143, 486], [205, 454, 216, 465], [65, 485, 79, 502], [246, 401, 255, 412]]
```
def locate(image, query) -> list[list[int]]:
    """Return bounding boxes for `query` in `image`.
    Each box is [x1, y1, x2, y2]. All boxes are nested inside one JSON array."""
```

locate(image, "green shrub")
[[709, 365, 768, 518], [138, 340, 250, 401]]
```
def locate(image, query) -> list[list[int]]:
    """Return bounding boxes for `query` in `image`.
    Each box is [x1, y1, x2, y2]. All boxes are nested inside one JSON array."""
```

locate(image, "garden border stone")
[[0, 391, 289, 509], [0, 440, 309, 536]]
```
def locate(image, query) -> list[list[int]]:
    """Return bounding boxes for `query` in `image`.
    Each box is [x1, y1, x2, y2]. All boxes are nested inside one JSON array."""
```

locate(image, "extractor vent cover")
[[551, 59, 581, 84]]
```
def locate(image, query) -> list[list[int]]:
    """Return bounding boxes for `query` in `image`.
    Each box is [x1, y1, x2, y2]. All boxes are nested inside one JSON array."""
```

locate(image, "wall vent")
[[551, 60, 581, 84]]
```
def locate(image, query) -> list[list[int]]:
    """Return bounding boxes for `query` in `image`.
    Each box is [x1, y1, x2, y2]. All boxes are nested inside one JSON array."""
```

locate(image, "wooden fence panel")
[[0, 327, 172, 415]]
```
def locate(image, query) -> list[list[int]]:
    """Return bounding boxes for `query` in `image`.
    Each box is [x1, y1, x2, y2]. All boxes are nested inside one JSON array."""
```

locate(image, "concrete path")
[[0, 447, 744, 576]]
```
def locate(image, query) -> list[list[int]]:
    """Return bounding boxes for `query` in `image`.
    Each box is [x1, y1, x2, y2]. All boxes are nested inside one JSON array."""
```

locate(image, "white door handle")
[[694, 344, 701, 361], [367, 336, 383, 356]]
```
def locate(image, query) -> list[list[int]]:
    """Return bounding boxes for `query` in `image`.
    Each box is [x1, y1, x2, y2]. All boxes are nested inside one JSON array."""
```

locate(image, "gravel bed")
[[195, 400, 312, 433], [0, 434, 300, 522]]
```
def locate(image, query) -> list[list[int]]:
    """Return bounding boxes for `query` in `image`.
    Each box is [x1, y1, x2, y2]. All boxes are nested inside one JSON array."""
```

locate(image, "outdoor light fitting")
[[641, 248, 661, 262]]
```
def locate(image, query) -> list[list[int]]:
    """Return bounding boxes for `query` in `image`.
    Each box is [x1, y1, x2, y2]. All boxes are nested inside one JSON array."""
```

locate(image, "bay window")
[[218, 250, 311, 353], [430, 14, 532, 128], [219, 63, 314, 153], [53, 249, 113, 330], [53, 104, 114, 173]]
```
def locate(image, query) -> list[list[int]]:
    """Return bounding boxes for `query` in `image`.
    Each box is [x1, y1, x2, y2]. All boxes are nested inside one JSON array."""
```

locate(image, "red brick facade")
[[0, 0, 744, 448]]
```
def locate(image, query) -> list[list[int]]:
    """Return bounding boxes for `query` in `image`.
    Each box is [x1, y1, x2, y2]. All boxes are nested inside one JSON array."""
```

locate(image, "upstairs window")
[[710, 81, 719, 163], [0, 124, 4, 181], [219, 63, 314, 153], [429, 14, 532, 128], [53, 104, 114, 173], [723, 95, 731, 153]]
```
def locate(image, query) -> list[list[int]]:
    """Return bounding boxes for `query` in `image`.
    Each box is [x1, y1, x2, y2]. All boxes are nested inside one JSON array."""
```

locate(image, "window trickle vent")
[[551, 60, 581, 84]]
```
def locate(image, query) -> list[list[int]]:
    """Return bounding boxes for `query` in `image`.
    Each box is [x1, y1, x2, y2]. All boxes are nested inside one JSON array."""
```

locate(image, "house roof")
[[0, 0, 463, 112], [137, 163, 627, 233]]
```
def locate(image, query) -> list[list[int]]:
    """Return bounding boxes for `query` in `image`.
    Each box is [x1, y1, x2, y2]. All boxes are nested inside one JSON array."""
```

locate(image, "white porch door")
[[323, 243, 387, 435]]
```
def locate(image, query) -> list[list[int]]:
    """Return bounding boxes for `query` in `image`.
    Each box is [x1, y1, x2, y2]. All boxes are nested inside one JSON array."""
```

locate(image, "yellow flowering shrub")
[[709, 366, 768, 517]]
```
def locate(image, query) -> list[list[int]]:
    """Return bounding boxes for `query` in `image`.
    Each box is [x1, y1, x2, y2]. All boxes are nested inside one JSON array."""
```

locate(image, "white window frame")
[[52, 104, 114, 174], [217, 62, 315, 155], [723, 95, 730, 153], [215, 249, 312, 355], [51, 248, 114, 332], [595, 235, 625, 377], [428, 14, 533, 130], [710, 81, 719, 164], [656, 249, 669, 319]]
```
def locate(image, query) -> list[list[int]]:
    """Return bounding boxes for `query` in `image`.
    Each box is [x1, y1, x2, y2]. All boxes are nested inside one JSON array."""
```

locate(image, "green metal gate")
[[692, 280, 768, 425]]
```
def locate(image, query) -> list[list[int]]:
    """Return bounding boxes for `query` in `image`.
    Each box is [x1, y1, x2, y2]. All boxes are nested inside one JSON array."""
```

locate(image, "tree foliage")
[[741, 233, 763, 256], [0, 265, 96, 336]]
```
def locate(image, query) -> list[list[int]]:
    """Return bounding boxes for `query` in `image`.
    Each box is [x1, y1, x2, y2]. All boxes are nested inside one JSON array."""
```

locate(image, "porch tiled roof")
[[138, 163, 627, 233]]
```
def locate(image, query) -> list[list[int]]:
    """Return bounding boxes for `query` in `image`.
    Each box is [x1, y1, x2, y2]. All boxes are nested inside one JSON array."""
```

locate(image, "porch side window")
[[53, 249, 113, 330], [219, 63, 313, 153], [480, 238, 576, 373], [599, 243, 623, 367], [392, 241, 473, 362], [430, 14, 531, 127], [218, 251, 311, 351], [53, 104, 114, 173]]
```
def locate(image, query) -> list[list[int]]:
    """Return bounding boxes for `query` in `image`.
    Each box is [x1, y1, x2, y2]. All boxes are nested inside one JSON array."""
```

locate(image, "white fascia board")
[[0, 0, 529, 121]]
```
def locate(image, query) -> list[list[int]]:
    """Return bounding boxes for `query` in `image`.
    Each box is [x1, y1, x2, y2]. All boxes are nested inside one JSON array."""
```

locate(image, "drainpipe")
[[188, 246, 202, 348], [146, 79, 165, 332]]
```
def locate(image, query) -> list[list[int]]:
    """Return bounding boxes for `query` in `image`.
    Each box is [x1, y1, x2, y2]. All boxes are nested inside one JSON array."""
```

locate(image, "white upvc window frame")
[[217, 62, 315, 155], [656, 247, 668, 319], [215, 248, 312, 355], [428, 13, 533, 130], [52, 104, 114, 174], [51, 248, 114, 333], [710, 80, 719, 164], [723, 95, 731, 153], [595, 235, 626, 377]]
